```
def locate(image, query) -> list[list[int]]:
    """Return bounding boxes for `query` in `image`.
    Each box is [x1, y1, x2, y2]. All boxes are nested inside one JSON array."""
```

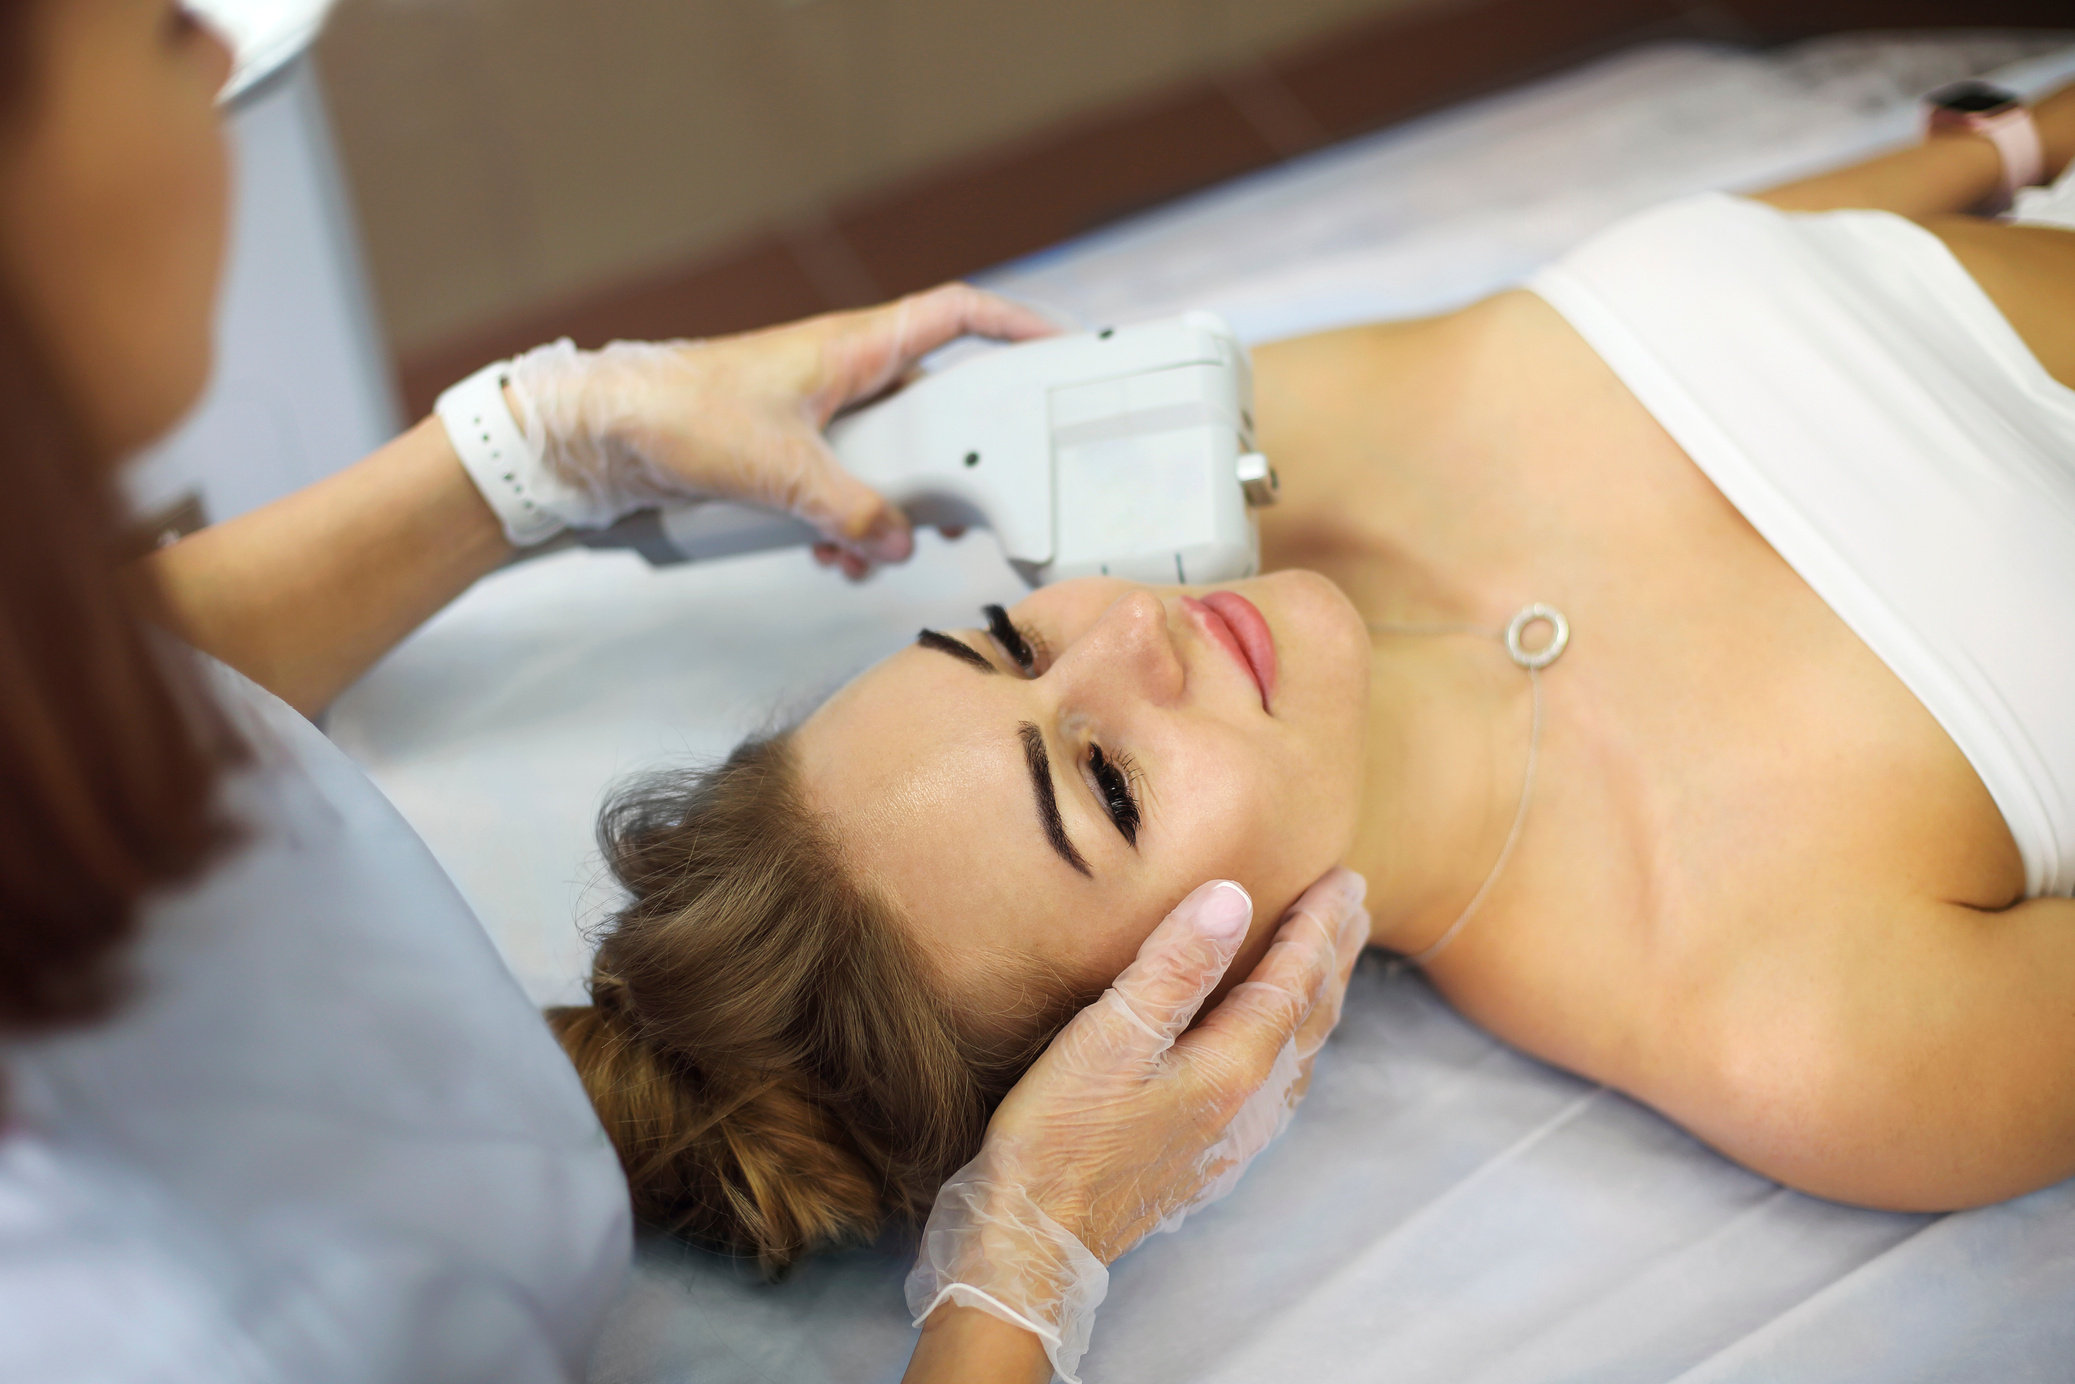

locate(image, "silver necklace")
[[1368, 604, 1569, 967]]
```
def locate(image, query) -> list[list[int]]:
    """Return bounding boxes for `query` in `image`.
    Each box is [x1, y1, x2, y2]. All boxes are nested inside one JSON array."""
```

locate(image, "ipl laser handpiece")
[[577, 311, 1277, 586]]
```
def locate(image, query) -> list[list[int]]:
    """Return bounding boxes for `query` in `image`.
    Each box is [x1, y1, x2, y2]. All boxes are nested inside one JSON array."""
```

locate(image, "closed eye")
[[1088, 744, 1141, 846], [984, 604, 1041, 675]]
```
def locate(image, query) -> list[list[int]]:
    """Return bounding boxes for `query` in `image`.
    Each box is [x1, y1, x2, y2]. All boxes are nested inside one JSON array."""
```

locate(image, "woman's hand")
[[505, 284, 1057, 576], [901, 869, 1371, 1384]]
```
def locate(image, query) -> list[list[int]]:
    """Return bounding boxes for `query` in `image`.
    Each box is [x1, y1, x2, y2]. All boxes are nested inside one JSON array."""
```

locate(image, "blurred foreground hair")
[[0, 0, 240, 1032]]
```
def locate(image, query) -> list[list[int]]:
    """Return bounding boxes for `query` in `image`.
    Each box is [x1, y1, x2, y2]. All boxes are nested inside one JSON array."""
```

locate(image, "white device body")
[[582, 311, 1274, 587]]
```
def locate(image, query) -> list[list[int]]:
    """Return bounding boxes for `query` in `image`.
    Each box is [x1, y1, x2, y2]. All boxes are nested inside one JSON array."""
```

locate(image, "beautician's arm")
[[901, 871, 1372, 1384], [135, 285, 1054, 717], [134, 416, 508, 717], [1757, 80, 2075, 218]]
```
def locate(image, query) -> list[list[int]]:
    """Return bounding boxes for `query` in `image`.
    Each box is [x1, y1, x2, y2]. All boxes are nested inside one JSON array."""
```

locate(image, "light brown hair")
[[548, 733, 1091, 1275], [0, 0, 240, 1036]]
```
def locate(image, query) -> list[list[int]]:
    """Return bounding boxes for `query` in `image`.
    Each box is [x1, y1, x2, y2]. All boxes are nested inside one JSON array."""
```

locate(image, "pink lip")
[[1183, 591, 1278, 710]]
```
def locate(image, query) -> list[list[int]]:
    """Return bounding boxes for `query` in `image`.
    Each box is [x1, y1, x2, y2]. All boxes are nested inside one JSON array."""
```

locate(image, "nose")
[[1048, 589, 1185, 708]]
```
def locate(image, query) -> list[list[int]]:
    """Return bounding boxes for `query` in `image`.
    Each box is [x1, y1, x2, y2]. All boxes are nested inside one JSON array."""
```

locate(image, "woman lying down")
[[550, 79, 2075, 1273]]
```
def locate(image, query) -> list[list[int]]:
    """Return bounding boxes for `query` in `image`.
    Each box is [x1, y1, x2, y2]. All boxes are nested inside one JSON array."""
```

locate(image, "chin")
[[1239, 568, 1371, 701], [1245, 567, 1363, 628], [1252, 568, 1370, 869]]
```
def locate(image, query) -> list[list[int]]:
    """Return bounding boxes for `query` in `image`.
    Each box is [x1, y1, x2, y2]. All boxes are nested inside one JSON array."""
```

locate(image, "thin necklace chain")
[[1368, 605, 1568, 968]]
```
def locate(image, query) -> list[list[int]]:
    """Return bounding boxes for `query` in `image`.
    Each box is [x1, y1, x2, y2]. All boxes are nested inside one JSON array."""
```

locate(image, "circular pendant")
[[1504, 604, 1569, 670]]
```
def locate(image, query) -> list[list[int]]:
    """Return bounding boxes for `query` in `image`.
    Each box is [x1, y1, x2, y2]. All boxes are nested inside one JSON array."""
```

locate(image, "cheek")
[[1189, 731, 1352, 886], [1148, 734, 1353, 1001], [14, 60, 229, 456], [99, 101, 227, 447]]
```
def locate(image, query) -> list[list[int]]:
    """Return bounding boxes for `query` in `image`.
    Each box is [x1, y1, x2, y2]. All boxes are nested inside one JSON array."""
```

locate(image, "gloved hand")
[[904, 869, 1370, 1384], [503, 284, 1057, 574]]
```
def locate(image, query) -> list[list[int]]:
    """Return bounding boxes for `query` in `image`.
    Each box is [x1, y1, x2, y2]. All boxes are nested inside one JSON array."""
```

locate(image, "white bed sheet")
[[327, 32, 2075, 1383]]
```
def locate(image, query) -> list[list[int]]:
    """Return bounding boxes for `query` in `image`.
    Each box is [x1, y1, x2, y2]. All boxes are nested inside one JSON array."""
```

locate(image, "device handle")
[[571, 500, 820, 566]]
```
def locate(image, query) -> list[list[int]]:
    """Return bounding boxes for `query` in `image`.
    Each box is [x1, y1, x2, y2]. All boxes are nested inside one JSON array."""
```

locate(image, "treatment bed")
[[327, 32, 2075, 1382]]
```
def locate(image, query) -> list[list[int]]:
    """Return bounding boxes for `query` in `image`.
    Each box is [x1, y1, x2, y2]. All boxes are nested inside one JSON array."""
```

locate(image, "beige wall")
[[316, 0, 1461, 357]]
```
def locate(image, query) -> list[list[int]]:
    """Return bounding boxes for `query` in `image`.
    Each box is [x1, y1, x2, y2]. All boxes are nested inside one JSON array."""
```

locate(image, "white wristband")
[[436, 359, 584, 547]]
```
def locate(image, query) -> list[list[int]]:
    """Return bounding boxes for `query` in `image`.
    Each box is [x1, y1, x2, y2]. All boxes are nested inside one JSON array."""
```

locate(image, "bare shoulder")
[[1625, 889, 2075, 1211], [1252, 291, 1628, 509], [1251, 303, 1509, 572], [1252, 308, 1486, 437]]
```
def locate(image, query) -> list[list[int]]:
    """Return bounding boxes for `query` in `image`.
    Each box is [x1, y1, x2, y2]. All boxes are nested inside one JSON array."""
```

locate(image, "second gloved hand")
[[905, 869, 1370, 1383]]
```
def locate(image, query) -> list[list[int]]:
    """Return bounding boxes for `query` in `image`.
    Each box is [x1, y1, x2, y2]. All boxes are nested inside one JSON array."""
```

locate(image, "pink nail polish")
[[1192, 881, 1251, 942]]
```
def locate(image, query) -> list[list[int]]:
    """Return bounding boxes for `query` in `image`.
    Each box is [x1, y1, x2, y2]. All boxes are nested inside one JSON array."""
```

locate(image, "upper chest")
[[1253, 295, 2026, 1069]]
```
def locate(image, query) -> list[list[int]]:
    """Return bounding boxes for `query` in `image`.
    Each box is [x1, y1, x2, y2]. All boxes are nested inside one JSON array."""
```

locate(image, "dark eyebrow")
[[1019, 721, 1090, 877], [914, 631, 1084, 874], [917, 628, 997, 674]]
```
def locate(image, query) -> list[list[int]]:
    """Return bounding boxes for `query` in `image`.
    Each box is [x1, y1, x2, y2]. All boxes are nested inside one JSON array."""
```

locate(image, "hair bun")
[[548, 1000, 881, 1273]]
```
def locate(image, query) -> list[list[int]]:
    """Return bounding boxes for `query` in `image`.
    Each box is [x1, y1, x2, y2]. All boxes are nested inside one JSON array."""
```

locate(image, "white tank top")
[[1529, 192, 2075, 899], [0, 657, 630, 1381]]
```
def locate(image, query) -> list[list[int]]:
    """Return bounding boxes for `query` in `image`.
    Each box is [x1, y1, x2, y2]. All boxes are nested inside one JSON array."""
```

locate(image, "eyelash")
[[1088, 744, 1142, 846], [983, 604, 1142, 845], [984, 604, 1044, 675]]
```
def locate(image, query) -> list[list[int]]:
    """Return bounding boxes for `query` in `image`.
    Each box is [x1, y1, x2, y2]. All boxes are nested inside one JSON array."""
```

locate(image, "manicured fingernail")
[[1192, 881, 1252, 943]]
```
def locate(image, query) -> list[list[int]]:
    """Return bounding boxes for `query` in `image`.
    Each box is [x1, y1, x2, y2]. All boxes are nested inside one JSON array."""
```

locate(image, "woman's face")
[[795, 570, 1371, 1005], [0, 0, 233, 460]]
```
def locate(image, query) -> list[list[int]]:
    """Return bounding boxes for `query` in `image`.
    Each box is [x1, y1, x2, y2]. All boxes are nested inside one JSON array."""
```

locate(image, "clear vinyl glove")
[[502, 284, 1057, 573], [905, 869, 1370, 1383]]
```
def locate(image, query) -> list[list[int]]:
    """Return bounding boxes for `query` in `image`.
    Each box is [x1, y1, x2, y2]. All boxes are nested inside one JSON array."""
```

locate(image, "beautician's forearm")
[[137, 416, 512, 716], [902, 1304, 1054, 1384]]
